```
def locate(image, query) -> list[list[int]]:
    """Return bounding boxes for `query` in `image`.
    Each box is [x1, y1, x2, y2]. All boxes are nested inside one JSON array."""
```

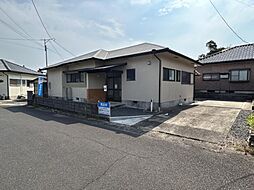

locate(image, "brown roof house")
[[195, 43, 254, 100], [42, 43, 198, 111]]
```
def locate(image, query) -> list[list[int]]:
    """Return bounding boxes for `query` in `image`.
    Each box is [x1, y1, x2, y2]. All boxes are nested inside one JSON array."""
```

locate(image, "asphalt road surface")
[[0, 104, 254, 190]]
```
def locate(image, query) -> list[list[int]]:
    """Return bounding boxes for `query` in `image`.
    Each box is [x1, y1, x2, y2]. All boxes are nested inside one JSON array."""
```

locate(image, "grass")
[[247, 114, 254, 130]]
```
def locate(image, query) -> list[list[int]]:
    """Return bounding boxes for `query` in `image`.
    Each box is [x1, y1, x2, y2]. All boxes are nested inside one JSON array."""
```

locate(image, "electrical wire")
[[208, 0, 249, 43], [0, 40, 44, 51], [0, 6, 43, 48], [0, 37, 41, 41], [54, 41, 75, 56], [31, 0, 63, 58], [31, 0, 74, 57], [0, 6, 58, 54], [0, 37, 58, 54]]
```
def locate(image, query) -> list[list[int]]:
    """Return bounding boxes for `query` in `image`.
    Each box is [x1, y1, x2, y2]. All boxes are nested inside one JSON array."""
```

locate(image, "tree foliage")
[[198, 40, 225, 60]]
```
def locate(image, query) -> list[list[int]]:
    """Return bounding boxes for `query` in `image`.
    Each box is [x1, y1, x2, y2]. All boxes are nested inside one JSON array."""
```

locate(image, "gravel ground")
[[227, 110, 252, 143]]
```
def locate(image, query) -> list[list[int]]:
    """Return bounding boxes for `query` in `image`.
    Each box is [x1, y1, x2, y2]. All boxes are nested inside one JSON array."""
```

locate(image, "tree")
[[198, 40, 225, 59], [206, 40, 217, 52]]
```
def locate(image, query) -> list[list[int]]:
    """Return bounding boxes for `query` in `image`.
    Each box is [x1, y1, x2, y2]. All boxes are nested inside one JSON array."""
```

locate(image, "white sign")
[[103, 85, 107, 92], [98, 102, 111, 116]]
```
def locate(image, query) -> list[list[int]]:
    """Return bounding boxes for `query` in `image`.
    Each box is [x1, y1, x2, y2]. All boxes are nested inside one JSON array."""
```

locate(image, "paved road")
[[0, 104, 254, 190]]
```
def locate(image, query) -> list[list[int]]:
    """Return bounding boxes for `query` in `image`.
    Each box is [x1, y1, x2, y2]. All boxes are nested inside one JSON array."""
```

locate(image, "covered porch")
[[64, 63, 126, 103]]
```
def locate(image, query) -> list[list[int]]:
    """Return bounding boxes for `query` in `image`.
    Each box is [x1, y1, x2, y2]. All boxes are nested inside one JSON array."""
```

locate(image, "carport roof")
[[199, 43, 254, 64], [0, 59, 42, 75]]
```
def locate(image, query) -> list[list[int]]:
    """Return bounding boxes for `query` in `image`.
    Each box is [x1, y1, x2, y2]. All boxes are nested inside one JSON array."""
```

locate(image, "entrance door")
[[106, 72, 122, 102]]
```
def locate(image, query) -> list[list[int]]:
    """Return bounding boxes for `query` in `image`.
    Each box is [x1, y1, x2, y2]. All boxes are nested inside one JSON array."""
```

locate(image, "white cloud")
[[130, 0, 152, 5], [159, 0, 202, 16], [92, 19, 125, 39]]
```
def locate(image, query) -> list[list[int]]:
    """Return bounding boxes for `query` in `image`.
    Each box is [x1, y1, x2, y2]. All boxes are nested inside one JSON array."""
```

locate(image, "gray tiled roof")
[[45, 43, 165, 69], [199, 43, 254, 64], [0, 59, 42, 75]]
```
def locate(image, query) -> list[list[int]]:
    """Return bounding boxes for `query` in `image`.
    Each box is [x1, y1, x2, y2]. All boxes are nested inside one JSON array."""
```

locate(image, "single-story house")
[[42, 43, 198, 110], [0, 59, 43, 99], [195, 43, 254, 100]]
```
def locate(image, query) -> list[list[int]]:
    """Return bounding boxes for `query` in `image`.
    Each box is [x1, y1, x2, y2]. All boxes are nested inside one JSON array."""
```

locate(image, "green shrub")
[[247, 114, 254, 129]]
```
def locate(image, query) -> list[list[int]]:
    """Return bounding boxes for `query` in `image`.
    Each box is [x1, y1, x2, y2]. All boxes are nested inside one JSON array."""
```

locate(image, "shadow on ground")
[[3, 104, 196, 138]]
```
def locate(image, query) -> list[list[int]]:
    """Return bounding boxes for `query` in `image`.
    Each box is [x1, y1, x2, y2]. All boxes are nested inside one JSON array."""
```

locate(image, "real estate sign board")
[[98, 102, 111, 116]]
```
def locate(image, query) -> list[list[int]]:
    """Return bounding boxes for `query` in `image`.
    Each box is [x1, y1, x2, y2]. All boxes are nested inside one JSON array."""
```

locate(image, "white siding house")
[[0, 59, 42, 99]]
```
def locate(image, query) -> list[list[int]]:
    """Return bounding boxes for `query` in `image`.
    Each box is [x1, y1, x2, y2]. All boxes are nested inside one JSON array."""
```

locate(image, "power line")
[[208, 0, 249, 43], [0, 37, 41, 41], [54, 41, 75, 56], [0, 37, 58, 55], [0, 6, 58, 55], [31, 0, 74, 58], [31, 0, 62, 59], [0, 18, 33, 41], [0, 6, 42, 48], [0, 39, 44, 51]]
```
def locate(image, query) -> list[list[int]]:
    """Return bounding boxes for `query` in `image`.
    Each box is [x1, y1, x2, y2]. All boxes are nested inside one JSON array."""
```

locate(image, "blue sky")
[[0, 0, 253, 70]]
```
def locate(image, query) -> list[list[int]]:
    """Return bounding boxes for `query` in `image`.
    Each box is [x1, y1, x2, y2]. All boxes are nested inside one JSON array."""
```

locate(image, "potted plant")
[[247, 114, 254, 146]]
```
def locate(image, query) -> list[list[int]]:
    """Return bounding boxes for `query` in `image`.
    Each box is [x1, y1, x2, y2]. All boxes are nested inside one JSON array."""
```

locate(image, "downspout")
[[152, 50, 161, 112], [193, 68, 195, 101], [2, 72, 9, 99]]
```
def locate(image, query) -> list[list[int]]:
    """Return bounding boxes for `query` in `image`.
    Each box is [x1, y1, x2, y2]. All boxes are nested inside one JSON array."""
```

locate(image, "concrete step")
[[110, 102, 125, 109]]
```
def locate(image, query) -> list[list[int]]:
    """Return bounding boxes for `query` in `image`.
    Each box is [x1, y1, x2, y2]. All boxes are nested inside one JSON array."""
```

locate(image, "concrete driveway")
[[153, 100, 252, 144]]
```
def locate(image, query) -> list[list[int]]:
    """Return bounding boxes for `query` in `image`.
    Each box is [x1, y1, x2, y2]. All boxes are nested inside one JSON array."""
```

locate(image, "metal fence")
[[28, 93, 98, 116]]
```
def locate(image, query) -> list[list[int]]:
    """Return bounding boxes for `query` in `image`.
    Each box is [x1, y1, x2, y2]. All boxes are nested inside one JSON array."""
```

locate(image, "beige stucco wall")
[[160, 53, 194, 104], [48, 68, 63, 97], [48, 60, 96, 99], [87, 72, 106, 89], [119, 55, 159, 102]]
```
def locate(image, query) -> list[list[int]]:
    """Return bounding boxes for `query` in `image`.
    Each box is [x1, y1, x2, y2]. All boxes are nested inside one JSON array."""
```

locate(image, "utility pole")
[[42, 38, 54, 67]]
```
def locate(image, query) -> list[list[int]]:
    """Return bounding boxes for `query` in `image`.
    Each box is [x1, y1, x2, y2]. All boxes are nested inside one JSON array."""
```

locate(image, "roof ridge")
[[94, 49, 108, 59], [108, 42, 164, 53]]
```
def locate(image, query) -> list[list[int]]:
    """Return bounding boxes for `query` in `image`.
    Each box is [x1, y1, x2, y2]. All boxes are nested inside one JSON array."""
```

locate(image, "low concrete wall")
[[29, 95, 98, 116]]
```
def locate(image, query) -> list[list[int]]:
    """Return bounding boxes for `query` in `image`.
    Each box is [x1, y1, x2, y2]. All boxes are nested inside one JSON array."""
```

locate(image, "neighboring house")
[[195, 44, 254, 100], [42, 43, 197, 110], [0, 59, 42, 99]]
